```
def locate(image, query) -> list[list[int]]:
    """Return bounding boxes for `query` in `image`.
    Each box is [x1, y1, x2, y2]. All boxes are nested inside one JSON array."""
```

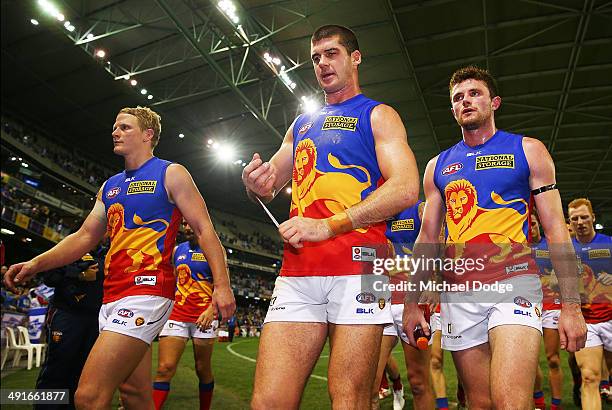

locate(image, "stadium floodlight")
[[21, 162, 29, 168], [56, 13, 64, 22], [301, 96, 320, 113], [38, 0, 61, 19], [86, 33, 94, 40], [10, 156, 16, 161], [147, 94, 153, 100], [31, 19, 39, 25], [178, 133, 185, 139], [24, 238, 33, 242], [95, 49, 106, 58], [1, 228, 15, 235], [130, 79, 137, 86], [595, 223, 604, 230], [66, 25, 75, 32], [218, 0, 239, 24], [286, 187, 292, 194], [140, 89, 147, 95], [207, 139, 214, 145], [217, 143, 235, 162]]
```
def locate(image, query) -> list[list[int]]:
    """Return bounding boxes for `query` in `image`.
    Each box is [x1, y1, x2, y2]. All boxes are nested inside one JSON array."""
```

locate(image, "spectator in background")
[[35, 241, 106, 410]]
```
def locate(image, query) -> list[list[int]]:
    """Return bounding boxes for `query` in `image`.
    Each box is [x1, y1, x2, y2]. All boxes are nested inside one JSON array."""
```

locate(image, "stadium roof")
[[2, 0, 611, 229]]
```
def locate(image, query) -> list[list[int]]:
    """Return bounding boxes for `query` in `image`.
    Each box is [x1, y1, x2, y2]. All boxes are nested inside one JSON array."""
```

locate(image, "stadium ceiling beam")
[[154, 0, 284, 140], [385, 0, 441, 152], [413, 38, 609, 72], [402, 12, 577, 47], [548, 0, 596, 153], [585, 133, 612, 193]]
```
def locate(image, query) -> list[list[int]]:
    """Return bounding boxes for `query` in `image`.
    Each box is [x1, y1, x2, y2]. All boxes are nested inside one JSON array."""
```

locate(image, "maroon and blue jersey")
[[433, 130, 537, 284], [101, 157, 181, 303], [533, 238, 560, 310], [573, 233, 612, 323], [386, 200, 422, 304], [281, 94, 388, 276], [169, 241, 213, 323]]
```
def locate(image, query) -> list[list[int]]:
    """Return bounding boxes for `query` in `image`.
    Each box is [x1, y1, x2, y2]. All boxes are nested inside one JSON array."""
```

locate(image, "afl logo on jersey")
[[298, 122, 313, 135], [441, 162, 463, 176], [177, 254, 187, 261], [106, 187, 121, 199]]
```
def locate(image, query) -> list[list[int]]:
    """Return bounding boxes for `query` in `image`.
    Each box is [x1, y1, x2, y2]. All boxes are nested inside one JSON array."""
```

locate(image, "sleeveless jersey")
[[386, 201, 422, 304], [433, 130, 537, 284], [169, 241, 214, 323], [533, 238, 561, 310], [101, 157, 181, 303], [573, 234, 612, 324], [281, 94, 388, 277]]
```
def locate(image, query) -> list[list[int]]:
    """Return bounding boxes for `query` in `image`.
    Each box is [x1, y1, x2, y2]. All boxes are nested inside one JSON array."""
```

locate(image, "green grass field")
[[2, 337, 584, 409]]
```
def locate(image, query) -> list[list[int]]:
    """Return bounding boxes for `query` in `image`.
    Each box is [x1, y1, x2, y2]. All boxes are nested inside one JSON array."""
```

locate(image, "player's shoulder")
[[595, 233, 612, 243]]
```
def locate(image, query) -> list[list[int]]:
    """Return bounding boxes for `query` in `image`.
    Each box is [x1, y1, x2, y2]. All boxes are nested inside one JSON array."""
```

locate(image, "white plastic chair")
[[1, 328, 14, 370], [17, 326, 46, 368], [5, 327, 34, 370]]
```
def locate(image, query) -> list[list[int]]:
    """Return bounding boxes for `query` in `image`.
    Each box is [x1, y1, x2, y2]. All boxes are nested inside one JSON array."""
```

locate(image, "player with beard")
[[402, 66, 586, 409], [153, 221, 217, 410], [568, 198, 611, 410], [242, 25, 420, 408], [531, 212, 563, 410], [4, 107, 235, 409]]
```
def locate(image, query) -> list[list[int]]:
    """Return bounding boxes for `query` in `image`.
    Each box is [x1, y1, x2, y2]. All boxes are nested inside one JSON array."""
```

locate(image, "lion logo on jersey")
[[444, 179, 530, 263], [175, 264, 212, 306], [291, 138, 372, 232], [104, 203, 168, 275]]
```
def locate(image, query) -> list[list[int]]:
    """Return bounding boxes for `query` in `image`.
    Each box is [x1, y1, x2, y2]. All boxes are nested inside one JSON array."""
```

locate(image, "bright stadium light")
[[147, 94, 153, 100], [218, 0, 240, 24], [286, 187, 292, 194], [130, 79, 137, 86], [595, 223, 603, 230], [86, 33, 94, 40], [178, 133, 185, 139], [301, 96, 319, 113], [95, 49, 106, 58], [31, 19, 39, 25], [217, 143, 235, 162], [1, 228, 15, 235], [140, 89, 147, 95]]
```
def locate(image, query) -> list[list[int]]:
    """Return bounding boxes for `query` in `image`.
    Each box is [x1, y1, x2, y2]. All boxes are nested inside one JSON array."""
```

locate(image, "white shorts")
[[541, 309, 560, 329], [98, 295, 173, 344], [440, 275, 543, 351], [431, 312, 442, 333], [382, 304, 433, 347], [264, 275, 392, 325], [159, 319, 219, 339], [585, 320, 612, 350]]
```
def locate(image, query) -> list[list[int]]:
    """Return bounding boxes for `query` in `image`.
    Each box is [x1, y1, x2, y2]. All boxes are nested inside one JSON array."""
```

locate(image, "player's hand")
[[278, 216, 332, 248], [3, 260, 40, 292], [242, 153, 276, 198], [402, 302, 430, 347], [196, 306, 215, 331], [596, 271, 612, 286], [212, 285, 236, 321], [558, 303, 587, 352]]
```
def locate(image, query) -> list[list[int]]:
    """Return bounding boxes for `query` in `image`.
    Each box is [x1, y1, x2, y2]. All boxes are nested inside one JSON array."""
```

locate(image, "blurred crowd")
[[2, 119, 113, 187]]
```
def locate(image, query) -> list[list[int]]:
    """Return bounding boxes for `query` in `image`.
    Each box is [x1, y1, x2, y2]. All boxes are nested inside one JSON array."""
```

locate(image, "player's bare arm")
[[3, 188, 108, 291], [242, 120, 296, 203], [523, 137, 587, 352], [402, 156, 445, 346], [279, 104, 420, 248], [166, 164, 236, 319]]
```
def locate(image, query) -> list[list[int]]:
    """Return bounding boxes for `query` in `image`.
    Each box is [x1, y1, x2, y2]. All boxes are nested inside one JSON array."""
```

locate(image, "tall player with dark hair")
[[4, 106, 235, 409], [403, 66, 586, 408], [242, 25, 419, 408], [568, 198, 611, 410]]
